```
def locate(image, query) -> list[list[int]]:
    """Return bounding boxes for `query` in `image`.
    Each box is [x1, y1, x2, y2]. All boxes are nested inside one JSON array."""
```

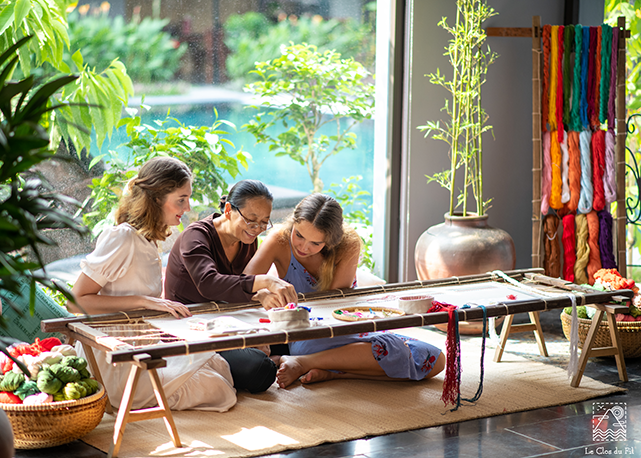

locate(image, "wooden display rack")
[[486, 16, 630, 364]]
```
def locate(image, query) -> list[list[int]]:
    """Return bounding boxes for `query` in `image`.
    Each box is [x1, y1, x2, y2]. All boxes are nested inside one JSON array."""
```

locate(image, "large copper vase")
[[415, 212, 516, 280]]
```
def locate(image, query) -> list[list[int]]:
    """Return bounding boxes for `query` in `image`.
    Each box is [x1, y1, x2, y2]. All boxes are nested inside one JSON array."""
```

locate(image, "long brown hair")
[[115, 157, 192, 241], [279, 193, 361, 291]]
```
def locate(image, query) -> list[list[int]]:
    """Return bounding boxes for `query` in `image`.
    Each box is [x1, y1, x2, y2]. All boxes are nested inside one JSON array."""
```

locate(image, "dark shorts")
[[219, 348, 277, 393]]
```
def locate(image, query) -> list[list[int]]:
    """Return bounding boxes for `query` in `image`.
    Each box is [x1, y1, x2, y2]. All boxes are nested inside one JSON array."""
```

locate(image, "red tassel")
[[562, 214, 577, 282], [428, 301, 460, 407]]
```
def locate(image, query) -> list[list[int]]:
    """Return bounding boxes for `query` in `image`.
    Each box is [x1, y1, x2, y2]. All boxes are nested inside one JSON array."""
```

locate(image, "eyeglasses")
[[231, 204, 273, 232]]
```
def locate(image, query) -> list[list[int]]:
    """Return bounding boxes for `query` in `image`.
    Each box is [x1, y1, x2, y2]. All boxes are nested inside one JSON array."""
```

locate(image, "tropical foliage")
[[223, 10, 374, 85], [81, 107, 249, 236], [67, 6, 187, 84], [327, 176, 375, 270], [0, 37, 87, 336], [0, 0, 133, 153], [604, 1, 641, 275], [244, 43, 374, 193]]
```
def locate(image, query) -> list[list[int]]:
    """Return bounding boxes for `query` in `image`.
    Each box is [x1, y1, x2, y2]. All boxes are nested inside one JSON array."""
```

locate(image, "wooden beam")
[[616, 16, 628, 276], [532, 16, 543, 269], [486, 27, 533, 37]]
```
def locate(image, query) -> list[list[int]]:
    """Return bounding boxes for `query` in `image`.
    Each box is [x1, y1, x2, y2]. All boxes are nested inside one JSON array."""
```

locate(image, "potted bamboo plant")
[[414, 0, 515, 282]]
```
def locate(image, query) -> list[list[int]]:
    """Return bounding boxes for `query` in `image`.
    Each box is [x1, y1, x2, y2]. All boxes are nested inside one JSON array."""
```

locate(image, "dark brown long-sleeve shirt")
[[164, 214, 257, 305]]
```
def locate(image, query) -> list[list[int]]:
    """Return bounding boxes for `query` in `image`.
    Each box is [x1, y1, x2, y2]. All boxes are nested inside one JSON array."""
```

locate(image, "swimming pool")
[[96, 103, 374, 204]]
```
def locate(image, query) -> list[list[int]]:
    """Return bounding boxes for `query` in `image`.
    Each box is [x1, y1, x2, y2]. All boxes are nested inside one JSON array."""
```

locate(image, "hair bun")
[[219, 195, 228, 211]]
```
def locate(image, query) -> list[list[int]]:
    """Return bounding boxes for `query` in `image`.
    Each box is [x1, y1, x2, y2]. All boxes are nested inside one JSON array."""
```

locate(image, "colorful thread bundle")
[[540, 24, 619, 284]]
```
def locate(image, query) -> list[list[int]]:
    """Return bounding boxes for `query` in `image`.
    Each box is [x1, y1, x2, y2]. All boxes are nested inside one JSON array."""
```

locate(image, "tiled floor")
[[13, 312, 641, 458]]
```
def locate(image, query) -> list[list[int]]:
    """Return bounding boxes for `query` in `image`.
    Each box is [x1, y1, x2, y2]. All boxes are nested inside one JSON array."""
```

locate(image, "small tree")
[[417, 0, 498, 216], [82, 108, 249, 237], [244, 43, 375, 193]]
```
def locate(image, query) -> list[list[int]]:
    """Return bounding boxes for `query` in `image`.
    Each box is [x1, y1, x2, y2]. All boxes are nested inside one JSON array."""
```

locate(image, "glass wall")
[[74, 0, 377, 200]]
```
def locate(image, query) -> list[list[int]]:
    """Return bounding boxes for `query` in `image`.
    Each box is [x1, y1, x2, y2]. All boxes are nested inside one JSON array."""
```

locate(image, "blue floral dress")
[[283, 253, 442, 380]]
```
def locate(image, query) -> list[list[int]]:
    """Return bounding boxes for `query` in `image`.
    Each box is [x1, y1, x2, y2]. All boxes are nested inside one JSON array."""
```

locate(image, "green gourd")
[[0, 372, 25, 392], [14, 380, 39, 400], [61, 356, 87, 371], [37, 367, 63, 394], [50, 363, 80, 384], [53, 391, 66, 402], [78, 368, 91, 379], [79, 378, 99, 396], [63, 382, 87, 400]]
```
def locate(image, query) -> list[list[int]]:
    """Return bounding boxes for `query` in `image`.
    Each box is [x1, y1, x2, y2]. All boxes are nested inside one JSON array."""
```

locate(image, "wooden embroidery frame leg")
[[108, 354, 181, 458], [81, 345, 181, 458], [571, 302, 628, 388], [493, 311, 548, 362]]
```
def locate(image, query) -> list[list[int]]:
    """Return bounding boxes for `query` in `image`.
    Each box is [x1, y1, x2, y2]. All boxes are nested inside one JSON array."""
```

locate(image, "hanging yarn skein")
[[570, 25, 583, 132], [580, 26, 590, 129], [563, 26, 574, 128], [586, 211, 602, 284], [578, 130, 594, 214], [561, 130, 570, 203], [603, 130, 616, 205], [598, 209, 617, 269], [562, 214, 577, 282], [556, 25, 565, 143], [542, 25, 552, 131], [548, 26, 559, 133], [574, 213, 590, 285], [591, 26, 602, 129], [587, 27, 597, 128], [608, 27, 619, 128], [548, 26, 563, 210], [591, 129, 606, 211], [599, 25, 612, 124], [541, 131, 552, 215], [544, 215, 561, 278], [567, 131, 581, 212]]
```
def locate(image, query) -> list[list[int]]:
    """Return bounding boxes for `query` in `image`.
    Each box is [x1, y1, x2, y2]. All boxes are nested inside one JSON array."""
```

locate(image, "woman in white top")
[[69, 157, 236, 411]]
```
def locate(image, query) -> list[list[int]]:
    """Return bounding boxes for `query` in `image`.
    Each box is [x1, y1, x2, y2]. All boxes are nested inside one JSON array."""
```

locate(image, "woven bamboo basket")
[[1, 383, 107, 449], [560, 311, 641, 359]]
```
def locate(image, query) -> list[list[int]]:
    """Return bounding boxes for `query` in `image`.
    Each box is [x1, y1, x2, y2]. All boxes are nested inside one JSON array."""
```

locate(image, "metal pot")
[[415, 212, 516, 280]]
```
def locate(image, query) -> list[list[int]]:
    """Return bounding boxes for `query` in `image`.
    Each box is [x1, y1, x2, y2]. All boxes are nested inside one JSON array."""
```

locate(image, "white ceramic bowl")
[[268, 307, 310, 331], [398, 295, 434, 314]]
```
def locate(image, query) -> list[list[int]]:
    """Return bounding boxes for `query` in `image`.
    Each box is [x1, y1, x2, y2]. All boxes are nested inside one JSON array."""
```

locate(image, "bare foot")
[[270, 355, 282, 366], [276, 355, 306, 388], [300, 369, 341, 384]]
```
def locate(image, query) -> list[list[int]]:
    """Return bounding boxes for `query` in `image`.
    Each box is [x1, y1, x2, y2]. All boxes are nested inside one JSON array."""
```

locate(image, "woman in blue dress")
[[245, 193, 445, 388]]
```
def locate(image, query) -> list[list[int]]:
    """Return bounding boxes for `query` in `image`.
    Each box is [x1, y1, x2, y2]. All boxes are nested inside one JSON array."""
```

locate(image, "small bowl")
[[268, 307, 310, 331], [398, 295, 433, 314]]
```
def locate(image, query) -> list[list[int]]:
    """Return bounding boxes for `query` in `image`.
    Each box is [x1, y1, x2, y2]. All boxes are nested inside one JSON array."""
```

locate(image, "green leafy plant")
[[417, 0, 498, 217], [244, 43, 375, 193], [224, 12, 374, 85], [326, 176, 375, 271], [605, 1, 641, 273], [0, 37, 88, 368], [66, 8, 187, 85], [81, 107, 249, 236], [0, 0, 134, 153]]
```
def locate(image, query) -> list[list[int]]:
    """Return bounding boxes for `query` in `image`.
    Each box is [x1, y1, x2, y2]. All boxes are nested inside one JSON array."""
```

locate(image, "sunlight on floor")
[[151, 440, 225, 456], [222, 426, 300, 451]]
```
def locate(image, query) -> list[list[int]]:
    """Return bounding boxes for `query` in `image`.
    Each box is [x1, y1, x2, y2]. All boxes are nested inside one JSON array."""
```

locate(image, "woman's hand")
[[263, 276, 298, 307], [143, 297, 192, 319], [253, 289, 287, 310]]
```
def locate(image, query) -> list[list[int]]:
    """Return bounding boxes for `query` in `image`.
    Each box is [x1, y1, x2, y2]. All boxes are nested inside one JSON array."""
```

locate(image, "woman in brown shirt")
[[165, 179, 296, 393]]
